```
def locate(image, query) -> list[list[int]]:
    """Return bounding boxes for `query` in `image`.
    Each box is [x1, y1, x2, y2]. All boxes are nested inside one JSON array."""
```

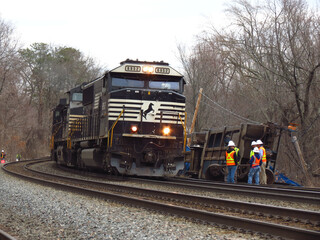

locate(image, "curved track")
[[128, 177, 320, 204], [2, 159, 320, 240], [0, 229, 17, 240]]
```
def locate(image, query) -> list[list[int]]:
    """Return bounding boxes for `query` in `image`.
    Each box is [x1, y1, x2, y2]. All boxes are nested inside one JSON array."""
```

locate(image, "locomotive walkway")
[[2, 159, 320, 240]]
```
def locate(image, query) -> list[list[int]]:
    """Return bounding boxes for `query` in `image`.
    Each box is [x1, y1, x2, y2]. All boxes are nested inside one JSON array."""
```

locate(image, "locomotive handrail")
[[50, 122, 63, 150], [107, 109, 124, 148], [178, 112, 187, 152], [67, 118, 82, 149]]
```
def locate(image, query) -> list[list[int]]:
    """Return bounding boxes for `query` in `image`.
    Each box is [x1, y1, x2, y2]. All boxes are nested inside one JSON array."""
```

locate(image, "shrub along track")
[[2, 159, 320, 240]]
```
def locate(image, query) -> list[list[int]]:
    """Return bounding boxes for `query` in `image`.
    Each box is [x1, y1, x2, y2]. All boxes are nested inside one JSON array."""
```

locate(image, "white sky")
[[0, 0, 319, 71]]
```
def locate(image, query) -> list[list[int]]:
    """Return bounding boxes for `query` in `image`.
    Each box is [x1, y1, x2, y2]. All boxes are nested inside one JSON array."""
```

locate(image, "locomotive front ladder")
[[107, 109, 124, 148]]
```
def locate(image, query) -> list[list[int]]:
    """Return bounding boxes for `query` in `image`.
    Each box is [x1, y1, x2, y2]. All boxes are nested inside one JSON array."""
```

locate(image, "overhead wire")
[[200, 91, 262, 125]]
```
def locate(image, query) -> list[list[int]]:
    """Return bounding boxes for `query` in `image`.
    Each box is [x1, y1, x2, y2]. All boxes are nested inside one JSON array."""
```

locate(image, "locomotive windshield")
[[112, 77, 144, 88], [149, 81, 180, 90], [111, 77, 182, 91]]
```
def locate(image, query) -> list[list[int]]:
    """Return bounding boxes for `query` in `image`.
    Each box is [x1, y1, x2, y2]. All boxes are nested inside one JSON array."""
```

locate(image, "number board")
[[155, 67, 170, 74], [125, 65, 141, 72]]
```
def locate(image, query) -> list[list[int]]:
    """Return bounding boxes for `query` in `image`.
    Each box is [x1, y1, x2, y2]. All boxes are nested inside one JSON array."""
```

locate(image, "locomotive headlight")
[[131, 125, 138, 133], [163, 127, 171, 135], [142, 66, 154, 74]]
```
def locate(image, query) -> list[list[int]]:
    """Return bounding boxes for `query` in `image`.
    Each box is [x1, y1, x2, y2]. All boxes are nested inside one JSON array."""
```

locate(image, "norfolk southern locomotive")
[[50, 60, 186, 177]]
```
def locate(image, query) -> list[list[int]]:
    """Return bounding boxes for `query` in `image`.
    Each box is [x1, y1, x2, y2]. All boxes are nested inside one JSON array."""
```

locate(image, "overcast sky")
[[0, 0, 319, 71]]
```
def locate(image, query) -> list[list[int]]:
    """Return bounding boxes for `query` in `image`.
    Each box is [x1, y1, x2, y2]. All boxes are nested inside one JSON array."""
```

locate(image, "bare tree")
[[0, 17, 19, 95], [179, 0, 320, 185]]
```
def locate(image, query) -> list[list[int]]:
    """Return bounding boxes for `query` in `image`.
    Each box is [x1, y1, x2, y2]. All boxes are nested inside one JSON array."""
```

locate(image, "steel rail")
[[128, 177, 320, 204], [0, 229, 17, 240], [2, 161, 320, 240], [171, 177, 320, 197], [23, 162, 320, 224]]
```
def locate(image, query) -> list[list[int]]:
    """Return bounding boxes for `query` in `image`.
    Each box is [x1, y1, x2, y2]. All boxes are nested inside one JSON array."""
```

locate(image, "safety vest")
[[252, 155, 261, 168], [226, 150, 236, 166], [234, 147, 239, 157], [250, 150, 254, 158], [259, 146, 267, 163]]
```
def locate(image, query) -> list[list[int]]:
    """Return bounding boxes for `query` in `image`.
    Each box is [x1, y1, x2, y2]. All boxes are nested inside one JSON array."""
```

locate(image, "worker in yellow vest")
[[250, 141, 258, 158], [225, 140, 240, 183], [256, 140, 267, 184]]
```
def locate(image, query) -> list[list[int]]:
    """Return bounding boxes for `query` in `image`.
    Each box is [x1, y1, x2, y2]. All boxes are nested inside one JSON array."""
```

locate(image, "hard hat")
[[228, 141, 236, 147], [251, 141, 257, 146], [253, 147, 260, 153], [256, 140, 263, 145], [1, 150, 3, 152]]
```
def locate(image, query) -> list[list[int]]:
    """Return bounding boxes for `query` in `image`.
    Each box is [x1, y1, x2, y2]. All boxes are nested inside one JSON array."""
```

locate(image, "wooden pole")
[[292, 136, 314, 187], [188, 88, 203, 145], [190, 88, 203, 134]]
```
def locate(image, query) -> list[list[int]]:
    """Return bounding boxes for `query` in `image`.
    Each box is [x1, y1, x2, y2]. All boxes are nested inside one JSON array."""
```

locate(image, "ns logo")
[[142, 102, 157, 120]]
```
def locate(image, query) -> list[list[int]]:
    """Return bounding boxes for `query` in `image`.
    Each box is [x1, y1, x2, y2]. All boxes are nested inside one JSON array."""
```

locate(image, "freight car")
[[50, 59, 186, 177], [184, 122, 283, 184]]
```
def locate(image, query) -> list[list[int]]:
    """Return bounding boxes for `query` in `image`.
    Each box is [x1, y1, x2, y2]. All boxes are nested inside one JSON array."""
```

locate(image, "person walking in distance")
[[225, 140, 240, 183], [0, 150, 6, 163], [256, 140, 267, 184], [248, 147, 262, 185]]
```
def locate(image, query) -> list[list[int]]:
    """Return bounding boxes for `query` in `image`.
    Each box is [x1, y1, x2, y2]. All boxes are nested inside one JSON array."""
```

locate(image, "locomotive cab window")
[[111, 77, 144, 88], [55, 111, 60, 118], [72, 93, 83, 102]]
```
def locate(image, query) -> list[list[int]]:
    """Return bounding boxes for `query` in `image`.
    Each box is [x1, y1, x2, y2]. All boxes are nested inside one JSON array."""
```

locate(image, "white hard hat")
[[1, 150, 3, 152], [253, 147, 260, 153], [256, 140, 263, 145], [251, 141, 257, 146], [228, 141, 236, 147]]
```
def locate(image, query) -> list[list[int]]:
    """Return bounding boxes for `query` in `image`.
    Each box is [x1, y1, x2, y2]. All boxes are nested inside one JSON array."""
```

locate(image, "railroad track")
[[0, 229, 17, 240], [2, 159, 320, 240], [128, 176, 320, 205]]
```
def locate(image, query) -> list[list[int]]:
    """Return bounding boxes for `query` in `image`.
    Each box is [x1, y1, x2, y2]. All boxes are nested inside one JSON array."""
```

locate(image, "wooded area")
[[0, 18, 102, 161], [179, 0, 320, 186], [0, 0, 318, 186]]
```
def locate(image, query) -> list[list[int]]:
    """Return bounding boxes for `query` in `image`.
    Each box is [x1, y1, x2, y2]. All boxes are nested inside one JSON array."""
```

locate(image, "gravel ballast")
[[0, 165, 270, 240]]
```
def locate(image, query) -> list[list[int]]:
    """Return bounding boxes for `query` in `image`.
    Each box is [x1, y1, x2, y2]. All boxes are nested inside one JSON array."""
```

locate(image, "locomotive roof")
[[110, 59, 184, 77]]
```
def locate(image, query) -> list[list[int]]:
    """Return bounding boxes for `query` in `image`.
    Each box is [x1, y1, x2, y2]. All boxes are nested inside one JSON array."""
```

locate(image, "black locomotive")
[[50, 60, 186, 177]]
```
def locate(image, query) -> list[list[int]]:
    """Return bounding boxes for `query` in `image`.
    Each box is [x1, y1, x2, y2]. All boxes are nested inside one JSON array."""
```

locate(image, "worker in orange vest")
[[256, 139, 267, 184], [248, 147, 262, 185], [225, 140, 240, 183]]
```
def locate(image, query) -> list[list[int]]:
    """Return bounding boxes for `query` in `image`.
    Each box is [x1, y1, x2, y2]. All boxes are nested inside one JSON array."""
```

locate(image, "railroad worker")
[[250, 141, 258, 159], [256, 140, 267, 185], [225, 140, 240, 183], [0, 150, 5, 160], [16, 153, 21, 161], [248, 147, 262, 185], [0, 150, 6, 163]]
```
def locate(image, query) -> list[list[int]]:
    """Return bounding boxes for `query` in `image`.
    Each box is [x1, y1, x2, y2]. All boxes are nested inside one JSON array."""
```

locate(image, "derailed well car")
[[184, 122, 283, 184]]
